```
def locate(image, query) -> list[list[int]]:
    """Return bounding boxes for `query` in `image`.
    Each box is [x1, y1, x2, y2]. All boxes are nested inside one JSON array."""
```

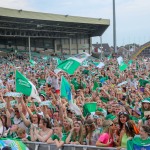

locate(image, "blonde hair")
[[102, 120, 113, 136], [72, 121, 83, 144], [17, 127, 25, 135]]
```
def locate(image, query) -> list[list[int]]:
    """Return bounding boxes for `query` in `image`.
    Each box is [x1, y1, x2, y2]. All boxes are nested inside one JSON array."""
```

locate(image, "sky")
[[0, 0, 150, 46]]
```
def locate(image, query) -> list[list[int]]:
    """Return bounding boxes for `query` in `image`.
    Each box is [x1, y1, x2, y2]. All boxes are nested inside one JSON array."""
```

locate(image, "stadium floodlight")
[[113, 0, 117, 53]]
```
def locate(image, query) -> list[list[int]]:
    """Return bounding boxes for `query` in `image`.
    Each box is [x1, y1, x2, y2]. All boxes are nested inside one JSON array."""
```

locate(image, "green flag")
[[107, 55, 112, 60], [53, 57, 62, 65], [60, 76, 82, 115], [43, 56, 48, 60], [119, 62, 128, 71], [83, 102, 97, 117], [127, 135, 150, 150], [0, 139, 29, 150], [92, 81, 99, 91], [39, 100, 54, 109], [57, 52, 90, 75], [15, 70, 41, 102], [82, 60, 89, 67], [60, 76, 72, 102], [128, 60, 133, 65], [29, 59, 37, 65]]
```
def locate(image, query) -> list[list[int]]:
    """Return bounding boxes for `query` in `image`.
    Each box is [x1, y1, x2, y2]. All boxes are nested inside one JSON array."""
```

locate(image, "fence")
[[24, 142, 121, 150]]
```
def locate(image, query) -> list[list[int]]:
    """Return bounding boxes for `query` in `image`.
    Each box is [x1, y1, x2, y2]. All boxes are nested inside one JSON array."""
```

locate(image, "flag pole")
[[28, 36, 31, 60]]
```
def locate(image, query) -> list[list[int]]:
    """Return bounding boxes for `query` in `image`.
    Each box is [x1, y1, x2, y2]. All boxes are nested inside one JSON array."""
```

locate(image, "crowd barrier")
[[24, 142, 120, 150]]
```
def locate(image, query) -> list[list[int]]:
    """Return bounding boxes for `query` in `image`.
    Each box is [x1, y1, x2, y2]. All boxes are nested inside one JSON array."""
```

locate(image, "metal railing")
[[24, 141, 120, 150]]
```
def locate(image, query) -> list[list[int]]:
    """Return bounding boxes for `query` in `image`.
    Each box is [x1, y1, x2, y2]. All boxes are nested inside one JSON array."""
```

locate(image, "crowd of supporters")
[[0, 53, 150, 150]]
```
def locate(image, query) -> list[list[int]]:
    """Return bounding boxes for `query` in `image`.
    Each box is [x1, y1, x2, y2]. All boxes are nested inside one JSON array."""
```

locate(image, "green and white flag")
[[57, 52, 90, 75], [117, 56, 124, 65], [29, 59, 37, 65], [83, 102, 97, 117], [53, 57, 62, 65], [96, 62, 105, 68], [15, 70, 41, 102], [107, 55, 112, 60], [117, 56, 128, 71], [60, 76, 82, 115], [119, 62, 128, 71], [4, 92, 22, 97], [82, 60, 89, 67], [42, 56, 48, 60], [39, 100, 54, 109], [128, 60, 133, 65]]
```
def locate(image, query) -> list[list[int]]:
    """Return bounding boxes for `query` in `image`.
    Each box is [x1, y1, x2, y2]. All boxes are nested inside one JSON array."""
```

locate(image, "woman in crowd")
[[66, 121, 83, 144], [30, 118, 52, 142], [84, 119, 96, 145], [96, 120, 114, 147]]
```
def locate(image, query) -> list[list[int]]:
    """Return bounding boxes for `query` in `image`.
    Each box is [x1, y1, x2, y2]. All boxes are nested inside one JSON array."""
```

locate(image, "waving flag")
[[29, 59, 37, 65], [96, 62, 105, 68], [53, 57, 62, 65], [117, 56, 128, 71], [127, 135, 150, 150], [57, 52, 90, 75], [60, 76, 72, 102], [0, 139, 29, 150], [15, 70, 41, 102], [60, 76, 81, 115], [83, 102, 97, 117]]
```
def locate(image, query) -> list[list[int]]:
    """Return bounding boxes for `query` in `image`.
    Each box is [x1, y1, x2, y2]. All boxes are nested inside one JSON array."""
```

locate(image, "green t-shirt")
[[51, 134, 60, 141], [71, 79, 80, 90], [70, 134, 80, 142], [6, 131, 17, 139], [100, 97, 109, 103], [61, 132, 70, 142], [38, 79, 46, 86], [82, 69, 89, 75], [15, 135, 31, 141]]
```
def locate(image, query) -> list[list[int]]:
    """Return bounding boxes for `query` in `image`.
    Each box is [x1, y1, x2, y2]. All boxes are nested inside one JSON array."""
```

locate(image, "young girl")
[[116, 113, 137, 149], [30, 118, 52, 142], [54, 117, 73, 148], [66, 121, 83, 145], [85, 119, 96, 145], [96, 120, 114, 147]]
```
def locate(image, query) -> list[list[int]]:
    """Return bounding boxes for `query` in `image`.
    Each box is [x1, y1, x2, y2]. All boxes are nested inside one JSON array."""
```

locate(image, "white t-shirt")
[[7, 78, 15, 87], [46, 76, 59, 90]]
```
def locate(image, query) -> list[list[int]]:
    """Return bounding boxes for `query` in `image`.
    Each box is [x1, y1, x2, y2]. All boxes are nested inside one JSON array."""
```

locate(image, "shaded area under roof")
[[0, 7, 110, 38]]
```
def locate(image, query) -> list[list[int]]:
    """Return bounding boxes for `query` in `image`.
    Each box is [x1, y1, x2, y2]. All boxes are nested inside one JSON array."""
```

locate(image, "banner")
[[15, 70, 41, 102], [57, 52, 90, 75]]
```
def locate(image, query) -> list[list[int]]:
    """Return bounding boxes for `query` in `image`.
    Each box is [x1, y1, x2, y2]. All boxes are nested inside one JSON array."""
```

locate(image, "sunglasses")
[[110, 123, 114, 126], [119, 111, 128, 115], [74, 121, 82, 124]]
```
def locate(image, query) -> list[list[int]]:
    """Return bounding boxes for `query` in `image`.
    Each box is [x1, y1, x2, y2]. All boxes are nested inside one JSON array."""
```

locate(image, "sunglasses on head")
[[110, 123, 114, 126], [74, 121, 82, 124], [119, 111, 128, 115]]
